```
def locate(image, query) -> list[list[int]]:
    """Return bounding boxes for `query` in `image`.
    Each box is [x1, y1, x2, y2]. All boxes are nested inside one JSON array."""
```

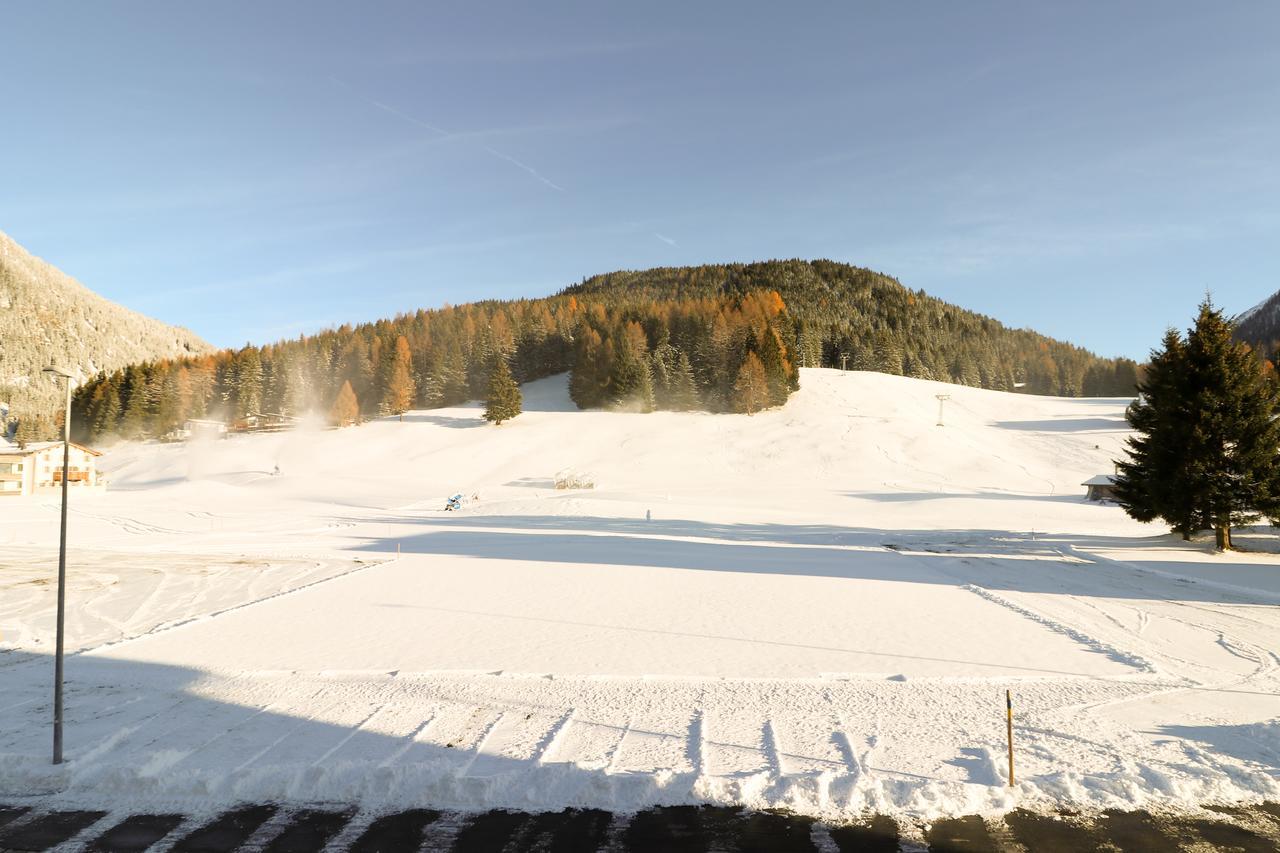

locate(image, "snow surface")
[[2, 369, 1280, 820]]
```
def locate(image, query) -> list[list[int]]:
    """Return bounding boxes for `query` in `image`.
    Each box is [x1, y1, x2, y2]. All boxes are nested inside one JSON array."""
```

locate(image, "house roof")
[[0, 441, 103, 457], [1082, 474, 1117, 486]]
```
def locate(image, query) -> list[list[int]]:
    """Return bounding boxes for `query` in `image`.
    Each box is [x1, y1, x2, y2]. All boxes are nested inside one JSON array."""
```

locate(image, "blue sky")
[[3, 2, 1277, 359]]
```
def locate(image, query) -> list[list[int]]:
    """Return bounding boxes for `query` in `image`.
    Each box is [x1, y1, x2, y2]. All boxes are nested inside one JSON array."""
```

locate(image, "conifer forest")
[[67, 260, 1144, 443]]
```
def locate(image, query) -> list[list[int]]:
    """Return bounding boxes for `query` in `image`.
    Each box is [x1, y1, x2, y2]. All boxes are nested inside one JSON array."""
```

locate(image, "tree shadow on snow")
[[0, 651, 722, 813], [393, 411, 487, 429], [994, 416, 1129, 432], [1154, 723, 1280, 779], [348, 512, 1280, 608], [845, 490, 1087, 504]]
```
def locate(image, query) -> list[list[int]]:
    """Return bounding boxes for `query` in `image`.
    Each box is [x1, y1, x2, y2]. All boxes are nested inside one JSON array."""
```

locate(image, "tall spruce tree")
[[758, 326, 790, 406], [608, 328, 655, 412], [1116, 301, 1280, 549], [233, 348, 264, 418], [1114, 329, 1201, 538], [669, 351, 700, 411], [1184, 300, 1280, 549], [483, 357, 522, 425]]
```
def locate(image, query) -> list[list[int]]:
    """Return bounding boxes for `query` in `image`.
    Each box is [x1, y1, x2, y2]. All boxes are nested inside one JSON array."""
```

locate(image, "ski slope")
[[2, 369, 1279, 820]]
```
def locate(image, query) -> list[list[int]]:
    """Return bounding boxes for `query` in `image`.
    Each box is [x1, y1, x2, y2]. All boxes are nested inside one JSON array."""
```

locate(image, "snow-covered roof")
[[1082, 474, 1117, 486], [0, 440, 102, 457]]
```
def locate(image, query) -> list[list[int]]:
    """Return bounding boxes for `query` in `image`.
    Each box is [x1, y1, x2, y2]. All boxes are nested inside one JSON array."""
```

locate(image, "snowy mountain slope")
[[0, 230, 212, 434], [1235, 288, 1280, 356], [2, 369, 1279, 820]]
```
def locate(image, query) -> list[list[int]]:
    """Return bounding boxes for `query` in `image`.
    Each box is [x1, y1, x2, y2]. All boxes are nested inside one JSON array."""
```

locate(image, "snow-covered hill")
[[1235, 288, 1280, 355], [0, 229, 213, 435], [3, 370, 1279, 821]]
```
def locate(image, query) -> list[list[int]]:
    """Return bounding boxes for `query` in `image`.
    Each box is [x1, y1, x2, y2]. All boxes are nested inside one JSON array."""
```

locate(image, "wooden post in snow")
[[1006, 689, 1015, 786]]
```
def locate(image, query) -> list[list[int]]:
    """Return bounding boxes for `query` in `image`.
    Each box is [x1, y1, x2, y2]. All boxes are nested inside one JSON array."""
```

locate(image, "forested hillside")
[[0, 230, 213, 442], [1234, 289, 1280, 363], [566, 261, 1141, 397], [69, 259, 1137, 444]]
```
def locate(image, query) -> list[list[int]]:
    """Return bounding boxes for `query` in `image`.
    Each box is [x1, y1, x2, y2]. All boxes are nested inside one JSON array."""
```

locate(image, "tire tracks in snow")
[[959, 583, 1158, 674], [70, 557, 396, 662]]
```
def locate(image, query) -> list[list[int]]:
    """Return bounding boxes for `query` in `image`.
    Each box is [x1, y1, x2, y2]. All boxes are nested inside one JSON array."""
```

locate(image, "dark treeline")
[[565, 260, 1142, 397], [68, 259, 1137, 444]]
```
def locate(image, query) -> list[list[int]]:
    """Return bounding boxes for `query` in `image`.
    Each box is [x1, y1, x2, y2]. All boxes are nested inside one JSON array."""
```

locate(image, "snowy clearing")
[[2, 369, 1279, 821]]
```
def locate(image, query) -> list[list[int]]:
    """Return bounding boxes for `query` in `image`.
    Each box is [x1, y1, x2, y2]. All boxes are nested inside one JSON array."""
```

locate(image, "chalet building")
[[0, 441, 104, 497], [185, 419, 228, 441], [161, 419, 230, 442], [1082, 474, 1119, 502], [230, 413, 299, 434]]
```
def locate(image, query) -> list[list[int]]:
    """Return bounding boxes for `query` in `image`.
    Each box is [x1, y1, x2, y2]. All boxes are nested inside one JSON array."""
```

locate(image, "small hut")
[[1082, 474, 1118, 502]]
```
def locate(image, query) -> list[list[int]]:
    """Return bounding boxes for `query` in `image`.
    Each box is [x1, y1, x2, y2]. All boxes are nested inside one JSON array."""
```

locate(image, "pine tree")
[[92, 379, 121, 437], [439, 348, 470, 406], [326, 380, 357, 427], [758, 326, 790, 406], [669, 352, 700, 411], [873, 330, 903, 376], [650, 341, 678, 408], [732, 352, 769, 415], [1116, 301, 1280, 549], [1183, 300, 1280, 549], [381, 335, 416, 421], [569, 326, 610, 409], [1114, 329, 1200, 538], [483, 357, 522, 425], [14, 414, 36, 447], [607, 325, 654, 412], [236, 348, 264, 418]]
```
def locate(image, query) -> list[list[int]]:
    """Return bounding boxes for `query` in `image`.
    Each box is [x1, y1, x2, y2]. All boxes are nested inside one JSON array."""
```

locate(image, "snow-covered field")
[[2, 368, 1279, 820]]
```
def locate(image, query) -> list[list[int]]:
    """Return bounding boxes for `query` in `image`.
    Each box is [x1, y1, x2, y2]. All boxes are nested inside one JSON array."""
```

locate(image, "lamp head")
[[42, 365, 74, 380]]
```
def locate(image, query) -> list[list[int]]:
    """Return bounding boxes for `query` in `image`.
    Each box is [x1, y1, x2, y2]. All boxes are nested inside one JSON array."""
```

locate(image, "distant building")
[[0, 441, 104, 497], [230, 413, 299, 434], [169, 419, 229, 442], [1082, 474, 1118, 502]]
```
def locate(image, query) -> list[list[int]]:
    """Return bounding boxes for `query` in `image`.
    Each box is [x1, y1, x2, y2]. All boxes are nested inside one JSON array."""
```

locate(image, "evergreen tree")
[[606, 325, 654, 411], [758, 326, 790, 406], [650, 341, 678, 408], [1116, 301, 1280, 549], [1183, 300, 1280, 549], [92, 378, 121, 437], [483, 357, 522, 425], [117, 366, 152, 439], [569, 326, 609, 408], [381, 335, 416, 421], [439, 348, 470, 406], [14, 414, 37, 447], [669, 352, 700, 411], [1114, 329, 1200, 538], [329, 380, 360, 427], [732, 352, 769, 415], [233, 348, 264, 418]]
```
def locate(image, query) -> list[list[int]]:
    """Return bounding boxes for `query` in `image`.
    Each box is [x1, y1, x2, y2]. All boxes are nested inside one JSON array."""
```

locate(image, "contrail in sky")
[[331, 75, 566, 193], [653, 232, 677, 246], [482, 146, 566, 192], [367, 98, 451, 137]]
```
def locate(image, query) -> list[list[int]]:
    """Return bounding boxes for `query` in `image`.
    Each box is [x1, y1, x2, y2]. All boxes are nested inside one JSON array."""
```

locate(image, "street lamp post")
[[42, 365, 73, 765], [936, 393, 951, 427]]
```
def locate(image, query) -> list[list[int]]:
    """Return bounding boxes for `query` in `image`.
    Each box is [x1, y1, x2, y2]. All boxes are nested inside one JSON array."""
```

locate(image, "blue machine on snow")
[[444, 493, 464, 511]]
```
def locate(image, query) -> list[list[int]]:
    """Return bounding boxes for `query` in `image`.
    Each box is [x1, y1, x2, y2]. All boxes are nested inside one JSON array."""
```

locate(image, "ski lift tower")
[[935, 394, 950, 427]]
